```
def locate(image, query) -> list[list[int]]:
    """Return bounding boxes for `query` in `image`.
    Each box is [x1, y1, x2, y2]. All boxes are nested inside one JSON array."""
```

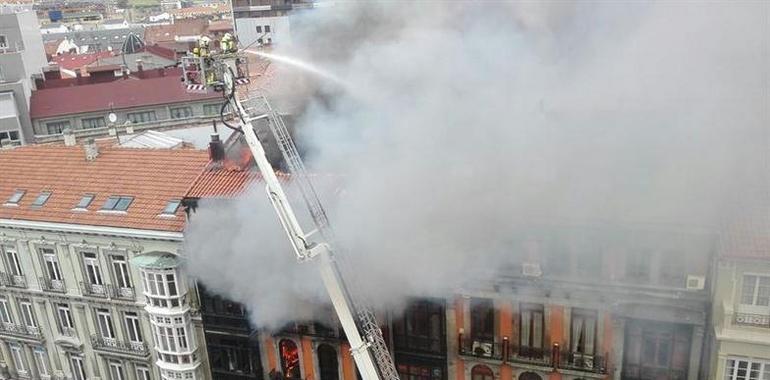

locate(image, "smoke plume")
[[185, 1, 769, 328]]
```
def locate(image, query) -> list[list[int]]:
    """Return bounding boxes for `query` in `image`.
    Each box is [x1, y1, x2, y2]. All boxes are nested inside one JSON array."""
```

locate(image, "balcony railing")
[[79, 282, 135, 301], [623, 365, 686, 380], [40, 277, 67, 293], [59, 326, 77, 338], [278, 322, 344, 340], [203, 313, 251, 331], [394, 334, 445, 355], [734, 312, 770, 328], [0, 272, 27, 288], [0, 322, 42, 339], [457, 336, 607, 375], [458, 337, 504, 361], [90, 335, 149, 356]]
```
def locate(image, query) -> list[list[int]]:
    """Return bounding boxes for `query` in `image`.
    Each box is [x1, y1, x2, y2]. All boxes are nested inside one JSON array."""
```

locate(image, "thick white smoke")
[[185, 1, 769, 328]]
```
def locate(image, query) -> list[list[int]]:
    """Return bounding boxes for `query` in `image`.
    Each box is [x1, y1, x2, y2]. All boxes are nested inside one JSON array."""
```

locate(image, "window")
[[136, 366, 151, 380], [81, 117, 106, 129], [41, 247, 63, 282], [203, 103, 223, 116], [256, 26, 262, 33], [31, 191, 51, 207], [396, 363, 443, 380], [471, 365, 493, 380], [75, 194, 95, 209], [10, 344, 27, 374], [20, 300, 36, 328], [125, 312, 143, 343], [177, 326, 188, 349], [279, 339, 301, 380], [70, 355, 86, 380], [741, 274, 770, 307], [101, 196, 133, 211], [45, 120, 71, 135], [170, 107, 193, 119], [83, 252, 104, 286], [570, 309, 597, 355], [161, 200, 181, 215], [622, 321, 690, 380], [0, 131, 20, 147], [318, 344, 338, 380], [5, 247, 23, 275], [520, 304, 544, 351], [724, 357, 770, 380], [265, 25, 271, 33], [470, 298, 494, 341], [6, 189, 25, 204], [97, 309, 115, 339], [126, 111, 157, 123], [0, 35, 7, 49], [109, 360, 125, 380], [112, 255, 132, 289], [393, 299, 445, 353], [0, 298, 12, 323], [33, 348, 49, 377], [57, 304, 74, 330]]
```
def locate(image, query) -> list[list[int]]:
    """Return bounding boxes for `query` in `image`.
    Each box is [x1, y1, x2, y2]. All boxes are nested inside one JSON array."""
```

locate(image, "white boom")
[[230, 91, 400, 380]]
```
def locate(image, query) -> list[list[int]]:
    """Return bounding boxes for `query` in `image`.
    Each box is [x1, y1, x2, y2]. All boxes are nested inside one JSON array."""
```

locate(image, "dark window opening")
[[317, 344, 338, 380], [470, 365, 493, 380], [622, 321, 690, 380], [393, 299, 446, 354], [470, 298, 494, 341]]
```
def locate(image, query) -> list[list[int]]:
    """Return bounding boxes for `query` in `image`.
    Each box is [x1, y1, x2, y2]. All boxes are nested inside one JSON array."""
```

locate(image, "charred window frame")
[[470, 298, 495, 341], [622, 321, 690, 379], [393, 298, 446, 354]]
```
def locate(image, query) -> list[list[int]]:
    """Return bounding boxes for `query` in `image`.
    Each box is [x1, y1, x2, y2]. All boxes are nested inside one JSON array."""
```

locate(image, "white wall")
[[235, 16, 291, 47]]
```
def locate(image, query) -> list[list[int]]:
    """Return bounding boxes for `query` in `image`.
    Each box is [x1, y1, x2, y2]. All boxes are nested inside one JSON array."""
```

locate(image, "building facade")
[[0, 9, 47, 146], [232, 0, 321, 47], [0, 141, 211, 380]]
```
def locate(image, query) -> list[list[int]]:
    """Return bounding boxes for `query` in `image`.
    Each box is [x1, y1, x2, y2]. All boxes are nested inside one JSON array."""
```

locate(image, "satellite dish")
[[108, 113, 117, 123]]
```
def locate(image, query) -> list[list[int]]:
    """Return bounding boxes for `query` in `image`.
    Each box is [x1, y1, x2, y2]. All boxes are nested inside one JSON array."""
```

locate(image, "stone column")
[[687, 325, 705, 380]]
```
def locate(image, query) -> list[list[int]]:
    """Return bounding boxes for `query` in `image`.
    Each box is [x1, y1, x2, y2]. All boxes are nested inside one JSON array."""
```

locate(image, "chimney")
[[208, 122, 225, 162], [84, 138, 99, 161], [136, 59, 143, 72], [62, 128, 76, 146]]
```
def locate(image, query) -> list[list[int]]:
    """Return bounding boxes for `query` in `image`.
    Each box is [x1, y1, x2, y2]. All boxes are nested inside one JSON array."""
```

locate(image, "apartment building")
[[709, 202, 770, 379], [0, 139, 211, 379], [232, 0, 321, 46], [0, 9, 47, 146], [29, 66, 223, 143], [182, 127, 715, 380]]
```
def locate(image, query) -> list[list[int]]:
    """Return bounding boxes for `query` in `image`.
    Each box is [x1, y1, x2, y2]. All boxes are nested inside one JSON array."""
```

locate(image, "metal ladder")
[[241, 96, 400, 380]]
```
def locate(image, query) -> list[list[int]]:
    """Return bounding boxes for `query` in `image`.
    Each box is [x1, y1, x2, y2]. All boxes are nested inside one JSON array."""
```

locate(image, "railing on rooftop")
[[734, 312, 770, 328]]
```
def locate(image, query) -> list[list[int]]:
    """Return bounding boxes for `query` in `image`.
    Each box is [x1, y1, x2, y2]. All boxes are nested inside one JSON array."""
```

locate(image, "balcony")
[[394, 334, 445, 355], [734, 312, 770, 328], [40, 277, 67, 293], [80, 282, 135, 301], [623, 365, 686, 380], [0, 322, 42, 340], [0, 272, 27, 288], [278, 322, 344, 340], [458, 336, 607, 375], [90, 335, 150, 357]]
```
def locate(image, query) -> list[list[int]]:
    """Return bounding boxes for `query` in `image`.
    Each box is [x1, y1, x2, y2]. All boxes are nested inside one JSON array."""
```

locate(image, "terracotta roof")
[[144, 44, 176, 60], [186, 165, 263, 198], [169, 4, 231, 17], [207, 20, 233, 33], [44, 39, 62, 56], [51, 51, 114, 71], [30, 70, 221, 119], [0, 144, 209, 232], [145, 19, 207, 44]]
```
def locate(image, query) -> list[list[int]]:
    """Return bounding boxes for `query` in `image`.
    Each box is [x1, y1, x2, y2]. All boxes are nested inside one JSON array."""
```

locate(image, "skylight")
[[102, 196, 133, 212], [75, 194, 94, 209], [31, 191, 52, 207], [6, 190, 25, 205], [161, 200, 181, 216]]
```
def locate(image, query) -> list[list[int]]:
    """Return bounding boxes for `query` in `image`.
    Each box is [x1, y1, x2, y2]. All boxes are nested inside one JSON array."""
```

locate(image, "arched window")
[[317, 344, 339, 380], [518, 372, 542, 380], [279, 339, 301, 380], [471, 365, 493, 380]]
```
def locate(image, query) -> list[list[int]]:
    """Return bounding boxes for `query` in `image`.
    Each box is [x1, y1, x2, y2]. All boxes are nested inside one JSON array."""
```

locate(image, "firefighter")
[[192, 46, 201, 57], [222, 32, 237, 53], [198, 36, 211, 57]]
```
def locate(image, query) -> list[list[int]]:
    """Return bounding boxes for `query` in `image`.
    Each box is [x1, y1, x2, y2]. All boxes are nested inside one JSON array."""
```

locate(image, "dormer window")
[[75, 194, 94, 209], [31, 191, 52, 207], [102, 196, 133, 212], [6, 190, 25, 205], [160, 200, 181, 216]]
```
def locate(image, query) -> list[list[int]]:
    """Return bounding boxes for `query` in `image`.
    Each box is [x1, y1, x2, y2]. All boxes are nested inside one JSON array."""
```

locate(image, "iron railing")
[[734, 312, 770, 328], [623, 365, 686, 380], [40, 276, 66, 293], [457, 336, 607, 374], [393, 334, 445, 355], [0, 322, 42, 339], [0, 272, 27, 288], [79, 282, 135, 301], [90, 335, 149, 356]]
